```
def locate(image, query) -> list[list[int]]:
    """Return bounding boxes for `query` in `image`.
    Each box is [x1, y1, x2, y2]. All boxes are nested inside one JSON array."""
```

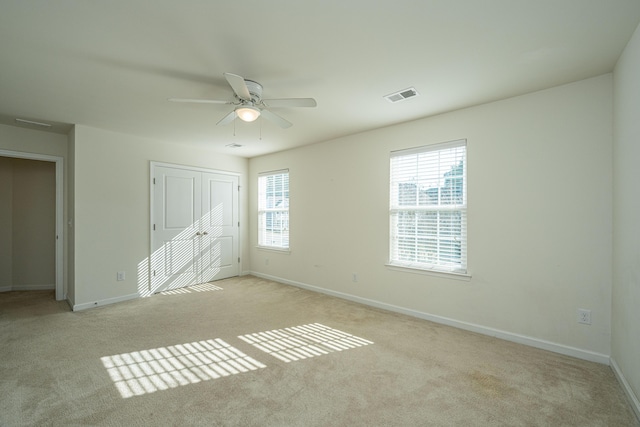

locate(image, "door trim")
[[0, 149, 64, 300], [149, 161, 241, 293]]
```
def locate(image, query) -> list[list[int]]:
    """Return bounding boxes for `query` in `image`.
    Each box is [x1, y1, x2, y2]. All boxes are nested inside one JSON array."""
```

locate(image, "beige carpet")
[[1, 275, 638, 426]]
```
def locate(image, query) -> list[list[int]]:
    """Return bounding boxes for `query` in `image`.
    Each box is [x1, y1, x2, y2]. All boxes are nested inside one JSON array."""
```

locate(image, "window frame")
[[388, 140, 468, 276], [257, 169, 290, 250]]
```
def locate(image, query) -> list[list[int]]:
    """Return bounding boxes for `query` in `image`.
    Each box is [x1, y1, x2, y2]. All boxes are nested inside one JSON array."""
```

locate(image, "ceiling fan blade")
[[260, 109, 293, 129], [216, 110, 237, 126], [168, 98, 230, 104], [223, 73, 251, 101], [263, 98, 317, 108]]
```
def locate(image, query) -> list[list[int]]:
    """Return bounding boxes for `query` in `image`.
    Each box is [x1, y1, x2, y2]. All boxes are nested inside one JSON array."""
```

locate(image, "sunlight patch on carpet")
[[101, 339, 265, 398], [238, 323, 373, 363], [160, 283, 223, 295]]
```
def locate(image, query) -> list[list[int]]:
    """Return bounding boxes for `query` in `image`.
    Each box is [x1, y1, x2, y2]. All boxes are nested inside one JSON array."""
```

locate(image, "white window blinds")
[[389, 140, 467, 274], [258, 170, 289, 249]]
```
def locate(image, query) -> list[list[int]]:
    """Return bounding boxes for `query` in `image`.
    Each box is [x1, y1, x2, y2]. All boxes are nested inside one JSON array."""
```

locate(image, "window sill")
[[385, 263, 471, 281], [256, 246, 291, 254]]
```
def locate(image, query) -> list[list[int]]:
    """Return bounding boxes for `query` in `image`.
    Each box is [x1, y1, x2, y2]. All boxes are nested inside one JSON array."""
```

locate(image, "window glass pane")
[[398, 183, 417, 206], [397, 211, 415, 234], [390, 141, 466, 273], [417, 212, 437, 236], [258, 171, 289, 249], [397, 236, 416, 262]]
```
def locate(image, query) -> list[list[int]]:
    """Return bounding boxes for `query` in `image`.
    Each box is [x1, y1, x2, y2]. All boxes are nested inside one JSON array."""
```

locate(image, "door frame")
[[149, 161, 241, 292], [0, 149, 64, 300]]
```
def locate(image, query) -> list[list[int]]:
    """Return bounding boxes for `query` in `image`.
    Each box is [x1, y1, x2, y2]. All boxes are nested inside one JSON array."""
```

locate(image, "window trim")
[[255, 245, 291, 254], [389, 139, 468, 276], [385, 263, 471, 280], [258, 169, 290, 250]]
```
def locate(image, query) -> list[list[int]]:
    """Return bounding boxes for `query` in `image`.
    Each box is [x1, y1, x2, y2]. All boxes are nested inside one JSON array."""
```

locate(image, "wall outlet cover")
[[577, 308, 591, 325]]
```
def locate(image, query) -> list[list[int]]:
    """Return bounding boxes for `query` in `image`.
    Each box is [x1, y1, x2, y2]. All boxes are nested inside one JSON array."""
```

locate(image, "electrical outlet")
[[117, 271, 125, 281], [577, 308, 591, 325], [265, 258, 269, 266], [352, 273, 358, 283]]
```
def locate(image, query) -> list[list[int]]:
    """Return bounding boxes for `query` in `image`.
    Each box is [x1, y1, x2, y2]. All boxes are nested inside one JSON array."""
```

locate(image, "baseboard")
[[66, 295, 75, 311], [0, 284, 55, 292], [250, 271, 610, 365], [72, 293, 140, 311], [611, 357, 640, 422]]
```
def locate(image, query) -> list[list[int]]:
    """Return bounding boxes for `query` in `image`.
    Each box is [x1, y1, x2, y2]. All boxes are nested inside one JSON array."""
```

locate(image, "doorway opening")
[[0, 150, 64, 300]]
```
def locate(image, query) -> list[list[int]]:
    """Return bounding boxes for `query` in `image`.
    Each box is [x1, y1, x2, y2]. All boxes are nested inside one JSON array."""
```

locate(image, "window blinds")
[[258, 170, 290, 249], [390, 140, 467, 273]]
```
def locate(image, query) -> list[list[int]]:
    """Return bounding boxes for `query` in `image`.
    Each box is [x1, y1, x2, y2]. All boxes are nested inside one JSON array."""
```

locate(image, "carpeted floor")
[[1, 275, 638, 426]]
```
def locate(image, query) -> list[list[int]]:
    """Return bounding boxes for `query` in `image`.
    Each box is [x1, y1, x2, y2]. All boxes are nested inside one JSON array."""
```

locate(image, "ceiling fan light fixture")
[[236, 106, 261, 122]]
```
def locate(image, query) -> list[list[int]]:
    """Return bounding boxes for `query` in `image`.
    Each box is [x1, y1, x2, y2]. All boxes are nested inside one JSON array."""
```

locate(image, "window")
[[389, 140, 467, 274], [258, 170, 289, 249]]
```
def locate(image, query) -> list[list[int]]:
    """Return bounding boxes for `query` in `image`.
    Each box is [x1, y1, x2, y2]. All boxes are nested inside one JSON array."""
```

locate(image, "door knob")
[[202, 231, 209, 235]]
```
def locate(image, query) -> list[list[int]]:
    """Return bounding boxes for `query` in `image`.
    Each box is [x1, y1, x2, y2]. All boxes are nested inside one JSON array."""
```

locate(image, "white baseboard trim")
[[72, 293, 140, 311], [250, 271, 610, 365], [0, 284, 55, 291], [611, 357, 640, 422], [13, 284, 55, 291]]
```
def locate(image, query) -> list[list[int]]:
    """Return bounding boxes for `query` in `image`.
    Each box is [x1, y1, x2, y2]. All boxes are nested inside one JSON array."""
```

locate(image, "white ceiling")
[[1, 1, 639, 158]]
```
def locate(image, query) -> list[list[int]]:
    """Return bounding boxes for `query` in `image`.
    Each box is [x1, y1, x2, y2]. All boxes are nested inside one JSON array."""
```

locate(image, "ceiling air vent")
[[384, 87, 419, 103], [226, 143, 243, 148]]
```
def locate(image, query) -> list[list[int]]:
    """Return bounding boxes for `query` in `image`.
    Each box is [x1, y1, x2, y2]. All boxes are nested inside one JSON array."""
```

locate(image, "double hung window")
[[258, 170, 289, 249], [389, 140, 467, 274]]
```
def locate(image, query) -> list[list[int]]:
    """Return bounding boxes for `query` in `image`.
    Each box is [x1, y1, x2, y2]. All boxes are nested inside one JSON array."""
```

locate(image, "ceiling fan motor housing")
[[244, 80, 263, 103]]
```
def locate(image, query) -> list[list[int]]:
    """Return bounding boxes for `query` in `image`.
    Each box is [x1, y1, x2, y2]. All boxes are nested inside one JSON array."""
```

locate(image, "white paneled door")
[[151, 165, 239, 294]]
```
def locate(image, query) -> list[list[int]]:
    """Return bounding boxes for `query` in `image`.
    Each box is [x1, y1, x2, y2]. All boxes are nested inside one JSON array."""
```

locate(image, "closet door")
[[200, 172, 239, 282], [151, 166, 201, 293], [151, 165, 239, 294]]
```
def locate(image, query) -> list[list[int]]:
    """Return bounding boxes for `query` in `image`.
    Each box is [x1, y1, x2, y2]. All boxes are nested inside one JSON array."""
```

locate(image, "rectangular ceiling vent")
[[384, 87, 419, 103], [226, 143, 243, 148]]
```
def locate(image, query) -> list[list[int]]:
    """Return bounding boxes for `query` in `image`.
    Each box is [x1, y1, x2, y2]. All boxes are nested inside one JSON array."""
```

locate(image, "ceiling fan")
[[169, 73, 317, 129]]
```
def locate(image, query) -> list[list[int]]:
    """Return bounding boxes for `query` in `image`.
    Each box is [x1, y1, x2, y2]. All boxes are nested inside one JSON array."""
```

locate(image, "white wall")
[[70, 125, 249, 307], [0, 124, 68, 158], [249, 75, 613, 359], [613, 22, 640, 415]]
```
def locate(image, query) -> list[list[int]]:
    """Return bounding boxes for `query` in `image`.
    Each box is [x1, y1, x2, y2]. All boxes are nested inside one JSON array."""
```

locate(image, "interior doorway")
[[0, 150, 64, 300]]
